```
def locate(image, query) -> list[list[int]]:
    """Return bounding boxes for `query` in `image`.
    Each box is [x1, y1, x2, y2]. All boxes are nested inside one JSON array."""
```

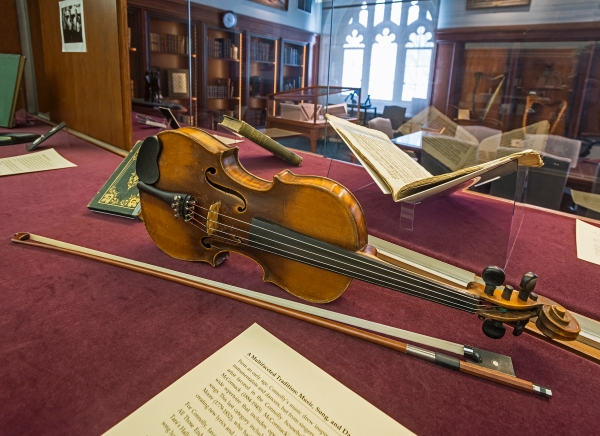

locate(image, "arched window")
[[368, 28, 397, 100], [402, 26, 434, 101], [342, 30, 365, 89], [331, 1, 437, 110]]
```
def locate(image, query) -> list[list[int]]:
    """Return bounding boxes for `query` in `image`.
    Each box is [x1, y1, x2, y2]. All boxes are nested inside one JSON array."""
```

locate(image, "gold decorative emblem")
[[127, 172, 139, 190]]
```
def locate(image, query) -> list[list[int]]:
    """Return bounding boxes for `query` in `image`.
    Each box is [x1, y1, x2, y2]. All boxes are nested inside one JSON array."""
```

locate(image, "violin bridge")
[[206, 201, 221, 235]]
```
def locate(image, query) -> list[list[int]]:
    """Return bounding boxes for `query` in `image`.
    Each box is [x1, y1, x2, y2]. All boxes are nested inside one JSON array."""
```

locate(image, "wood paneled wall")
[[0, 0, 22, 54], [28, 0, 132, 150]]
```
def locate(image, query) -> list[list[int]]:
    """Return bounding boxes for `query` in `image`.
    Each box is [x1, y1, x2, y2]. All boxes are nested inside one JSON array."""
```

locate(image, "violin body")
[[138, 127, 368, 303], [136, 127, 580, 341]]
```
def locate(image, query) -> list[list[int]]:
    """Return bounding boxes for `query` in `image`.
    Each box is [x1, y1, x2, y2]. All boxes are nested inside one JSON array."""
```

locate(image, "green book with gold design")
[[87, 141, 142, 218]]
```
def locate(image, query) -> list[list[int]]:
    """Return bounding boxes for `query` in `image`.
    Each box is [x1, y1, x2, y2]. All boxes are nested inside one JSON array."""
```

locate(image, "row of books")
[[283, 46, 302, 66], [207, 78, 236, 98], [282, 76, 303, 91], [149, 32, 188, 54], [208, 38, 239, 60], [250, 41, 273, 63]]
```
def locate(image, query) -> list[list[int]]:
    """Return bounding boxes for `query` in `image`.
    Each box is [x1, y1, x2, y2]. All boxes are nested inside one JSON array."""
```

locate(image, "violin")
[[135, 128, 580, 342]]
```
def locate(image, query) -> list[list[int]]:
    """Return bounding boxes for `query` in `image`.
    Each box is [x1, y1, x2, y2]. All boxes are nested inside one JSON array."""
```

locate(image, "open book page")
[[477, 133, 502, 163], [398, 148, 543, 199], [454, 125, 478, 144], [326, 115, 433, 194], [572, 190, 600, 214], [103, 324, 412, 436], [421, 135, 478, 172], [398, 106, 458, 136], [327, 114, 543, 201]]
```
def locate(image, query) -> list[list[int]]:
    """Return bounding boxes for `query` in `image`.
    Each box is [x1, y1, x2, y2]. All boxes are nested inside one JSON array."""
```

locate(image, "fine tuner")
[[134, 129, 581, 343]]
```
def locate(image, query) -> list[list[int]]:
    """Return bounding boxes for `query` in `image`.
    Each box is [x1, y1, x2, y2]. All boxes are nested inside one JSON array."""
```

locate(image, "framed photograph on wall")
[[59, 0, 87, 52], [167, 69, 190, 98], [249, 0, 289, 11], [466, 0, 531, 9]]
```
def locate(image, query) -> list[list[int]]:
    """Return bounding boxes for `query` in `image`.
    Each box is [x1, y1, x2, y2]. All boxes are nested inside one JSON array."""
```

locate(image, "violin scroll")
[[473, 267, 580, 341]]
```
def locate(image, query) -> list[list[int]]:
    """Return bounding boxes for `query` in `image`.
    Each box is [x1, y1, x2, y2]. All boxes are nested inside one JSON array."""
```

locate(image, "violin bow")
[[12, 232, 552, 397]]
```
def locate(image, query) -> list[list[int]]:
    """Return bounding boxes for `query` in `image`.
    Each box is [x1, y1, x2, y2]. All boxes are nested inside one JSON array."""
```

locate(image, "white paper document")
[[576, 220, 600, 266], [0, 148, 76, 177], [104, 324, 412, 436]]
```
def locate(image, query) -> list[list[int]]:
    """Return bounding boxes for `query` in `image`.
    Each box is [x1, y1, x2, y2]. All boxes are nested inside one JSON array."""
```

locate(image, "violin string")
[[187, 214, 488, 313], [189, 205, 481, 306], [187, 218, 489, 314], [188, 210, 483, 310], [190, 203, 479, 304]]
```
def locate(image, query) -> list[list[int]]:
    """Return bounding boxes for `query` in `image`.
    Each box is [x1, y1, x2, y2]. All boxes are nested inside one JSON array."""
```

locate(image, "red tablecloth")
[[1, 120, 599, 435]]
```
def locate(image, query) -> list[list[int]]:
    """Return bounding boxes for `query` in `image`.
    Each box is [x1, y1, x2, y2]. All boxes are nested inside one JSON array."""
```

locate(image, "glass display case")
[[265, 85, 361, 154]]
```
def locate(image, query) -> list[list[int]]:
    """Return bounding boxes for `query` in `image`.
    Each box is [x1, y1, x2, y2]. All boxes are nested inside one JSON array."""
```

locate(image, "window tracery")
[[335, 0, 437, 108]]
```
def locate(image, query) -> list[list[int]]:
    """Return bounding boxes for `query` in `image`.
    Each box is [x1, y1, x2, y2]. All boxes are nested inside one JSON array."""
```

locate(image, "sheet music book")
[[103, 324, 413, 435], [326, 114, 543, 202]]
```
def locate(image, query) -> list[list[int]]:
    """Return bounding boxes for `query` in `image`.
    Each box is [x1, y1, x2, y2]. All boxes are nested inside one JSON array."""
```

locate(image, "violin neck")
[[249, 218, 479, 313]]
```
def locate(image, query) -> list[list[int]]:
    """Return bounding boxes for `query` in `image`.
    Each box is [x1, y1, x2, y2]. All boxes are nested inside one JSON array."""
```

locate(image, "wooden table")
[[566, 159, 598, 192], [266, 115, 359, 153]]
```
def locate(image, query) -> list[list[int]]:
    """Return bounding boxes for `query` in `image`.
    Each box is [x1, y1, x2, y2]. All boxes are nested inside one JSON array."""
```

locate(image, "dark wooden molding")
[[118, 0, 133, 150], [437, 21, 600, 43]]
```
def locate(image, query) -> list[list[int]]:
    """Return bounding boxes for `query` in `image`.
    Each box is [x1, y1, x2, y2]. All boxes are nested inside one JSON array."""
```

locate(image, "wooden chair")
[[522, 95, 567, 135]]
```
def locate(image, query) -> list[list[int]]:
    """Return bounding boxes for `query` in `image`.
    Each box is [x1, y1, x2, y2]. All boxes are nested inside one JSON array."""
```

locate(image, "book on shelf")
[[87, 141, 143, 218], [326, 114, 544, 202], [250, 40, 272, 62], [284, 45, 302, 65], [0, 54, 26, 128], [149, 32, 187, 54], [220, 115, 303, 166], [208, 37, 238, 60], [207, 78, 236, 99]]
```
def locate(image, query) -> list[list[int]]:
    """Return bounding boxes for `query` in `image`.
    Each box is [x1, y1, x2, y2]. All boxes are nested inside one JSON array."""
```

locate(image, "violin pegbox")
[[475, 266, 580, 341]]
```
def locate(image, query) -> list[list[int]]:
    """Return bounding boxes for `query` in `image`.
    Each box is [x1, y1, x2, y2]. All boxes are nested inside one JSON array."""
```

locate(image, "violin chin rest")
[[535, 304, 580, 341]]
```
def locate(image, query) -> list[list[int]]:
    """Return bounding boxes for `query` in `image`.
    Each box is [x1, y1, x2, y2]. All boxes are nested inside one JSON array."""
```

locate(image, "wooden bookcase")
[[126, 0, 319, 131], [147, 16, 197, 124], [201, 25, 243, 130], [280, 40, 307, 92], [245, 34, 278, 128]]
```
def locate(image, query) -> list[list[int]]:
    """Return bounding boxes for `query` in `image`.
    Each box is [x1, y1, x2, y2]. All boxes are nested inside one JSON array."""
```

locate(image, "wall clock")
[[222, 11, 237, 29]]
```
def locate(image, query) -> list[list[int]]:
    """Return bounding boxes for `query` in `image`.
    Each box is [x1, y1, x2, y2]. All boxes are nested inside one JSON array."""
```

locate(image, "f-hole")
[[205, 168, 247, 212]]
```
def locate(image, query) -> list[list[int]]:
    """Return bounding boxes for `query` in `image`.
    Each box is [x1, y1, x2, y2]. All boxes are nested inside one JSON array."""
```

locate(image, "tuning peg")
[[518, 272, 538, 301], [482, 319, 506, 339], [482, 266, 505, 296], [512, 319, 529, 337], [501, 285, 514, 301]]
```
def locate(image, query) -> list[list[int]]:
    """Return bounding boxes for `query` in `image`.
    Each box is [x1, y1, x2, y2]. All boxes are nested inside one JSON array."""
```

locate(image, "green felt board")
[[0, 54, 24, 128]]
